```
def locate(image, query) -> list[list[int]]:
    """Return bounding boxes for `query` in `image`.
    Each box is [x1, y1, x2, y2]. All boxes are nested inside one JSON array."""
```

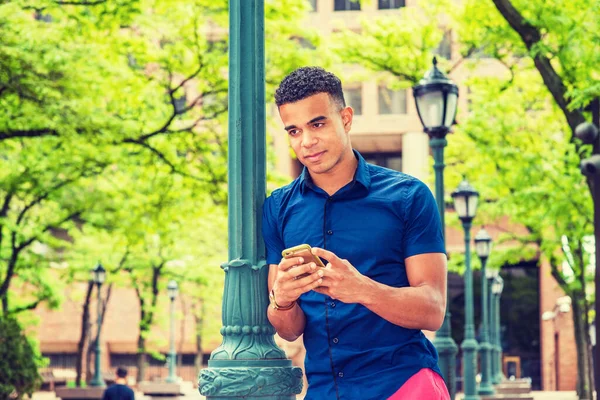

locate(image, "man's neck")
[[115, 378, 127, 385], [310, 149, 358, 196]]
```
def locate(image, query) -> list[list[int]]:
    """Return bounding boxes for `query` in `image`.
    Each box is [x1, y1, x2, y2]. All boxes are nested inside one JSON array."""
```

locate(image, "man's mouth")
[[304, 151, 325, 161]]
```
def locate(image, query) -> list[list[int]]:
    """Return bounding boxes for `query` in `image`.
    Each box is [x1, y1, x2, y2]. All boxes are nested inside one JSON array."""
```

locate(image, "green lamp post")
[[198, 0, 302, 398], [412, 56, 459, 399], [486, 259, 500, 384], [451, 180, 480, 400], [474, 229, 494, 395], [89, 263, 106, 387], [166, 280, 179, 383], [491, 275, 505, 384]]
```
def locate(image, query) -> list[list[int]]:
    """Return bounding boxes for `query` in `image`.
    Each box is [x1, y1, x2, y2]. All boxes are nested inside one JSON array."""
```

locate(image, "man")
[[101, 367, 135, 400], [263, 67, 450, 399]]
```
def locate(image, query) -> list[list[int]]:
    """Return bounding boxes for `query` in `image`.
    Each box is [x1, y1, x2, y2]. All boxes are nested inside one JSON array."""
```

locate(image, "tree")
[[0, 316, 42, 399], [329, 0, 598, 396]]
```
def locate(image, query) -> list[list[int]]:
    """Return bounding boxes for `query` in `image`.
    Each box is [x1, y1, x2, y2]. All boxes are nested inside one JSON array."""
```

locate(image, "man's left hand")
[[311, 247, 371, 303]]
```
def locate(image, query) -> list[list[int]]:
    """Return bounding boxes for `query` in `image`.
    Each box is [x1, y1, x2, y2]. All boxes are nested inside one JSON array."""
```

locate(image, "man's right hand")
[[272, 256, 324, 307]]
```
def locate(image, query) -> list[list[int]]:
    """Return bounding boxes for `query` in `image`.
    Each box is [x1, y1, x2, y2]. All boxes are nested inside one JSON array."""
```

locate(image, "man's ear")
[[340, 106, 354, 133]]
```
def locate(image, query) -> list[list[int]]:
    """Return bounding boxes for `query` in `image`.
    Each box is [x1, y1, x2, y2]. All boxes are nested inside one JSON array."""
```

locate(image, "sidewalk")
[[456, 392, 579, 400], [35, 389, 581, 400]]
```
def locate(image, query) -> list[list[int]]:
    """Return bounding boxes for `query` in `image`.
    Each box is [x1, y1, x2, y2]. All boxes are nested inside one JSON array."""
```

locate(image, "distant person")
[[102, 367, 134, 400]]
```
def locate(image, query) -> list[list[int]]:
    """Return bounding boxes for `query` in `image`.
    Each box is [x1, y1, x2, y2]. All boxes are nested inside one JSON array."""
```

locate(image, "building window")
[[378, 0, 404, 9], [43, 353, 78, 369], [363, 153, 402, 172], [308, 0, 317, 11], [343, 87, 362, 115], [110, 353, 138, 367], [378, 87, 407, 115], [334, 0, 360, 11], [434, 30, 452, 60]]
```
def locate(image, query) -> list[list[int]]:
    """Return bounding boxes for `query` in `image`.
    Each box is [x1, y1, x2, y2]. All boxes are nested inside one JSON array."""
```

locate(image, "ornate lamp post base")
[[200, 360, 302, 398], [461, 338, 480, 400], [433, 335, 458, 397], [477, 341, 495, 395]]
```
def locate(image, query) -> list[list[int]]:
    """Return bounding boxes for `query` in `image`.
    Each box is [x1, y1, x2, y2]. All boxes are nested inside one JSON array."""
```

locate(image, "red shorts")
[[387, 368, 450, 400]]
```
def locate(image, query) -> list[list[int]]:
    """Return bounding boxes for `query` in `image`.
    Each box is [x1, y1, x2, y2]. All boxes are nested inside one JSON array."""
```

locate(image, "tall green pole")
[[488, 277, 498, 384], [492, 276, 505, 384], [461, 221, 479, 400], [430, 137, 458, 399], [198, 0, 302, 397], [166, 294, 177, 383], [89, 284, 105, 387], [477, 256, 494, 395]]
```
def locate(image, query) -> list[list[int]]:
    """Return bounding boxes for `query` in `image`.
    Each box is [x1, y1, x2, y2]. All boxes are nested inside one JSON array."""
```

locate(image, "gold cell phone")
[[281, 244, 327, 269]]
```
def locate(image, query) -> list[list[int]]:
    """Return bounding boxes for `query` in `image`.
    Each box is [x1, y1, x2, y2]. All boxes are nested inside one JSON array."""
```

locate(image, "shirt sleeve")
[[262, 191, 285, 265], [403, 179, 446, 258]]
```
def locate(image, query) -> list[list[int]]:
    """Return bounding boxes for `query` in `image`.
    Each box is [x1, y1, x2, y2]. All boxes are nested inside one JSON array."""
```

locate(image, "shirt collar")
[[299, 149, 371, 196]]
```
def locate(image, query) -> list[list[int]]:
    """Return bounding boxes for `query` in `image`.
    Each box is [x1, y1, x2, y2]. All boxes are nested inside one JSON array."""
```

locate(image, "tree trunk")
[[85, 332, 93, 383], [75, 281, 94, 387], [136, 335, 147, 383], [571, 294, 593, 400], [194, 300, 204, 372]]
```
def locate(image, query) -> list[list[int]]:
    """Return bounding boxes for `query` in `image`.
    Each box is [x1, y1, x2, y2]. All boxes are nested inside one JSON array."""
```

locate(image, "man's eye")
[[288, 130, 299, 136], [313, 123, 324, 128]]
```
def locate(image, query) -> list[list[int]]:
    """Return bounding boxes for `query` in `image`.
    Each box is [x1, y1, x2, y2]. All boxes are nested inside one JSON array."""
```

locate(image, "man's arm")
[[359, 253, 447, 331], [313, 248, 447, 331], [267, 258, 323, 342]]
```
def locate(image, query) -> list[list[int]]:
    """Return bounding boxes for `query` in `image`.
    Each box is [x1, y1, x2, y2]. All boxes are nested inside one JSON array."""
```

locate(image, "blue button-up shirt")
[[263, 151, 445, 400]]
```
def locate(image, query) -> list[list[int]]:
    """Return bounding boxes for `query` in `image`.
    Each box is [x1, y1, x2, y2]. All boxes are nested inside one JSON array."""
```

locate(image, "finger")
[[285, 271, 323, 299], [299, 273, 324, 293], [293, 268, 324, 286], [311, 247, 341, 265], [278, 256, 304, 271], [288, 262, 317, 279]]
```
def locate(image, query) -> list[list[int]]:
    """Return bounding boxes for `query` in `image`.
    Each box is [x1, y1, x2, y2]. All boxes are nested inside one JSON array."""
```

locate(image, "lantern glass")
[[168, 280, 178, 300], [416, 90, 444, 129], [452, 180, 479, 220], [444, 92, 458, 127], [91, 263, 106, 285]]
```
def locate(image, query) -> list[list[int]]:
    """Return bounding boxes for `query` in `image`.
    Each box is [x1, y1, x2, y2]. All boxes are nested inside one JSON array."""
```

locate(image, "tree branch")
[[9, 299, 43, 314], [491, 0, 586, 136], [0, 129, 58, 141], [55, 0, 107, 5]]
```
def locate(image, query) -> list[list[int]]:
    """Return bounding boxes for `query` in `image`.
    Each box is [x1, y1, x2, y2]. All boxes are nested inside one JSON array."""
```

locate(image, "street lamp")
[[491, 275, 505, 384], [412, 56, 459, 398], [474, 228, 494, 395], [451, 179, 480, 400], [574, 97, 600, 394], [166, 280, 179, 383], [89, 263, 106, 387]]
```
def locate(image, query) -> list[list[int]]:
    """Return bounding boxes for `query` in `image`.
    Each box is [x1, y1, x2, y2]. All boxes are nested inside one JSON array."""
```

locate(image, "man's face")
[[278, 92, 353, 176]]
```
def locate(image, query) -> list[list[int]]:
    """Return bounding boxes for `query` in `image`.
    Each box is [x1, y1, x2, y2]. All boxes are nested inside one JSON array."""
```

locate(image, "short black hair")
[[275, 67, 346, 109], [116, 367, 128, 378]]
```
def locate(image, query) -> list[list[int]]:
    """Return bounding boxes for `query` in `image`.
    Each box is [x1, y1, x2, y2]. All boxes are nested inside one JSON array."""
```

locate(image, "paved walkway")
[[455, 392, 580, 400], [34, 389, 584, 400]]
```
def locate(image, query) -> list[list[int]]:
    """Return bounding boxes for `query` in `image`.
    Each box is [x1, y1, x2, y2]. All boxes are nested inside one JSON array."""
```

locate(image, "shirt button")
[[338, 372, 344, 378], [327, 230, 333, 235], [333, 338, 339, 344], [330, 302, 336, 308]]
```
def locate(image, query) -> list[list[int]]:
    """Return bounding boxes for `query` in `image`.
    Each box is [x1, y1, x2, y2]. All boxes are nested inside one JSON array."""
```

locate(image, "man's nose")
[[302, 131, 318, 148]]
